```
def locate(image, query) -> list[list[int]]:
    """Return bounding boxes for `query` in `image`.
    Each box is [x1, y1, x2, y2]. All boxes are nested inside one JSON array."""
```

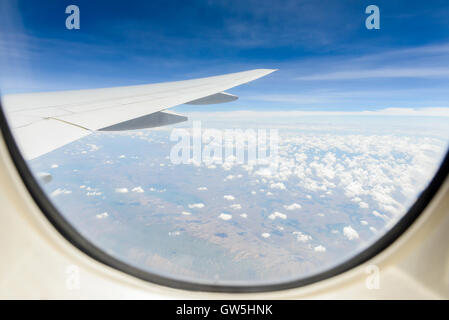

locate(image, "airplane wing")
[[1, 69, 276, 160]]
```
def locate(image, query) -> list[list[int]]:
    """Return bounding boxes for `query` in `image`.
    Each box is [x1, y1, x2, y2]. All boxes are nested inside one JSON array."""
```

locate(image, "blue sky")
[[1, 0, 449, 112]]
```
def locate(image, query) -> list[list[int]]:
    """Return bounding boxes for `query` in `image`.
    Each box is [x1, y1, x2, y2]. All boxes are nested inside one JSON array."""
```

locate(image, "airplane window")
[[1, 1, 448, 291]]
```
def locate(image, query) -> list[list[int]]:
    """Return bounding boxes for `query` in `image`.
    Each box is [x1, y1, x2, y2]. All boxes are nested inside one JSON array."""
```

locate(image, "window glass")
[[1, 1, 448, 286]]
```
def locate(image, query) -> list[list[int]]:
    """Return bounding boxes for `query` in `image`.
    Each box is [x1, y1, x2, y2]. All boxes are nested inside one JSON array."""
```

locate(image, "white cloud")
[[197, 187, 208, 191], [284, 203, 302, 210], [261, 233, 271, 238], [86, 191, 102, 196], [230, 204, 242, 210], [132, 186, 144, 193], [115, 188, 129, 194], [359, 201, 369, 209], [50, 188, 72, 197], [218, 213, 232, 221], [240, 213, 248, 218], [181, 211, 191, 216], [372, 210, 388, 219], [255, 167, 274, 178], [343, 226, 360, 240], [51, 164, 58, 168], [268, 211, 287, 220], [293, 231, 312, 242], [188, 203, 205, 209], [87, 144, 99, 152], [314, 245, 326, 252], [96, 212, 108, 219], [223, 195, 235, 201], [270, 182, 286, 190]]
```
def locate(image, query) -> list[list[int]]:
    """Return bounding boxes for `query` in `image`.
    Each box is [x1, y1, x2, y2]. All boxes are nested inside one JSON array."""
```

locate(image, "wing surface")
[[2, 69, 276, 159]]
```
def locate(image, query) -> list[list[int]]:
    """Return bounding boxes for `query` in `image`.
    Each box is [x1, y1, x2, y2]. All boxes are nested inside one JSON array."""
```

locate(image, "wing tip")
[[253, 68, 278, 78]]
